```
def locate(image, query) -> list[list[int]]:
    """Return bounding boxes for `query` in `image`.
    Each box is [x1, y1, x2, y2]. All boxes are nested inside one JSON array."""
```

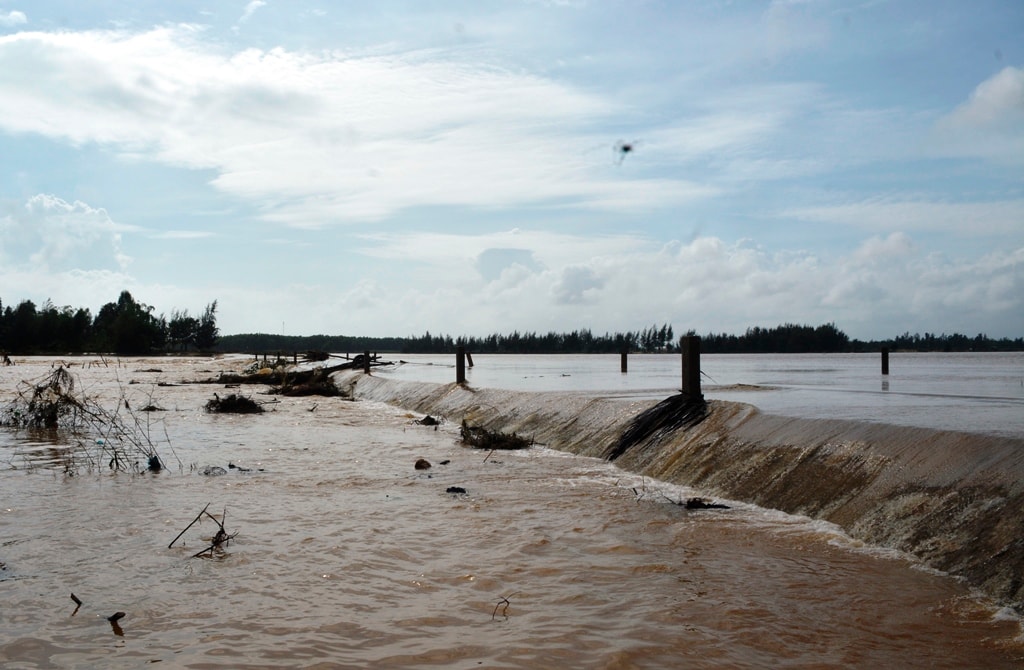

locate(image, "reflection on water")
[[0, 356, 1022, 668]]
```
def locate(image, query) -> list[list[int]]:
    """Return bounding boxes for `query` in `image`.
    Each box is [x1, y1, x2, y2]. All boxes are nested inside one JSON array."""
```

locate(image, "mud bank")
[[337, 371, 1024, 611]]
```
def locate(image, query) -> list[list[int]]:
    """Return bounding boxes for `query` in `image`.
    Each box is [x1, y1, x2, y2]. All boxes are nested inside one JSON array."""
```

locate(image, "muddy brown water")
[[1, 356, 1021, 668]]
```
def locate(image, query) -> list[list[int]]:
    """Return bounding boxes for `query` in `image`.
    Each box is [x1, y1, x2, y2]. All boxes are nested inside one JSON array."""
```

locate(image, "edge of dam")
[[336, 370, 1024, 612]]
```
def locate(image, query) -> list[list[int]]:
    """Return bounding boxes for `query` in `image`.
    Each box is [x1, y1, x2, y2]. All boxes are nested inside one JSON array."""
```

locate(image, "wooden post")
[[681, 335, 702, 400], [881, 347, 889, 376], [363, 350, 371, 374], [466, 352, 474, 368], [620, 351, 628, 373], [456, 346, 466, 384]]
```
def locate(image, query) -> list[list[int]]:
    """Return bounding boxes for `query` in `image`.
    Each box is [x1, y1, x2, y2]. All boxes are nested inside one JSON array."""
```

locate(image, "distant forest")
[[2, 292, 1020, 356], [219, 323, 1024, 355]]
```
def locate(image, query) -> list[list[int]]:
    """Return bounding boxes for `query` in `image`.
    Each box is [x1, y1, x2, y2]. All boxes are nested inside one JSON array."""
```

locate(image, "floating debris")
[[204, 393, 264, 414], [460, 421, 533, 451]]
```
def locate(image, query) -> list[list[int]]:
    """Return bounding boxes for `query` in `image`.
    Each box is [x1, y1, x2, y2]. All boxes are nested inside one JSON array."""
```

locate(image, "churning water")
[[1, 354, 1022, 668]]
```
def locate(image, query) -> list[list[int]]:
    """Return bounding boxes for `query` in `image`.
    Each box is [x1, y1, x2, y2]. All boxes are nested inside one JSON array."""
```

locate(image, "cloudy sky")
[[1, 1, 1021, 340]]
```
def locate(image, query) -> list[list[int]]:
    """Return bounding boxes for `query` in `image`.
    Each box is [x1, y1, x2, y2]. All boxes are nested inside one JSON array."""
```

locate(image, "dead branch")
[[492, 592, 520, 621], [168, 503, 211, 548], [170, 504, 238, 558]]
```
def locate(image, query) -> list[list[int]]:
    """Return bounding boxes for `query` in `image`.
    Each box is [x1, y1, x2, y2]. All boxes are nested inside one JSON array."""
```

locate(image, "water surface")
[[1, 356, 1021, 668]]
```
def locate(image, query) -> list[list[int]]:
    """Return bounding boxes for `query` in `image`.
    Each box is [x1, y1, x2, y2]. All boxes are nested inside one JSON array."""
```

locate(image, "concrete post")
[[681, 335, 702, 400]]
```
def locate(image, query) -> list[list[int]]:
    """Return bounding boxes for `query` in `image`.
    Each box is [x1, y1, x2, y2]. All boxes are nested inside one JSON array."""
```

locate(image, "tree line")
[[3, 293, 1020, 355], [0, 291, 219, 355], [218, 322, 1022, 355]]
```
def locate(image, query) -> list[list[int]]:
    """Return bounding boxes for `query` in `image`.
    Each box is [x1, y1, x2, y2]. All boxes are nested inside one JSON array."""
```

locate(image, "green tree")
[[194, 301, 219, 351], [92, 291, 165, 354], [168, 309, 199, 351]]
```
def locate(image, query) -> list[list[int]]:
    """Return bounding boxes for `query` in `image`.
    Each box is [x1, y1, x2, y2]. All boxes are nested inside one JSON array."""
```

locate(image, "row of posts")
[[363, 338, 893, 393], [446, 337, 705, 399]]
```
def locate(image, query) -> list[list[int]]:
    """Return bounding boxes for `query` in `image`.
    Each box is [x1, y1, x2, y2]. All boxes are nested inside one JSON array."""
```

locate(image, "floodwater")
[[378, 352, 1024, 438], [1, 355, 1022, 668]]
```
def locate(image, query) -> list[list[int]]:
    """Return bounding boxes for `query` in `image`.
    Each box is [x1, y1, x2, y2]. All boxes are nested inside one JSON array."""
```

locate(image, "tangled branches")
[[0, 366, 165, 474], [460, 421, 533, 451]]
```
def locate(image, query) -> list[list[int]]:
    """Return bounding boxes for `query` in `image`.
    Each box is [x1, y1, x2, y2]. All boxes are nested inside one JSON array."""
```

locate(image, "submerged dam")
[[336, 370, 1024, 612]]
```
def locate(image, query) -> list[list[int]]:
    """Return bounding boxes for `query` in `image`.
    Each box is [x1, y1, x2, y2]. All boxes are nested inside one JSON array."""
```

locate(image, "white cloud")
[[239, 1, 267, 24], [281, 230, 1022, 339], [150, 230, 216, 240], [783, 198, 1024, 236], [0, 10, 27, 27], [933, 67, 1024, 164], [850, 232, 913, 263], [0, 26, 716, 228], [945, 66, 1024, 129], [0, 194, 135, 272]]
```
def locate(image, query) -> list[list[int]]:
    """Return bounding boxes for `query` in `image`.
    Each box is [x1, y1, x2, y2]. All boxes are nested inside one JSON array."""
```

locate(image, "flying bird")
[[613, 139, 640, 165]]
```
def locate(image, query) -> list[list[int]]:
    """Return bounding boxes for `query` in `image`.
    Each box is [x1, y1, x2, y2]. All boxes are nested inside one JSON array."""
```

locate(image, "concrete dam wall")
[[336, 371, 1024, 612]]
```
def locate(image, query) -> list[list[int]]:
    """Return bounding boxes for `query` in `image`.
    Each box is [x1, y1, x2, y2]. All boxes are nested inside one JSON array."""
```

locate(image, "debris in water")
[[446, 486, 467, 495], [605, 393, 707, 461], [107, 612, 126, 622], [415, 458, 432, 470], [168, 503, 239, 558], [417, 415, 440, 426], [460, 421, 533, 451], [204, 393, 264, 414], [683, 497, 730, 510], [492, 592, 519, 621]]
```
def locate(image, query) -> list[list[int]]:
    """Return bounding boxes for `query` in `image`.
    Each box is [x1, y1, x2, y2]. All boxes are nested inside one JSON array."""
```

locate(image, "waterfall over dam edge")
[[335, 371, 1024, 612]]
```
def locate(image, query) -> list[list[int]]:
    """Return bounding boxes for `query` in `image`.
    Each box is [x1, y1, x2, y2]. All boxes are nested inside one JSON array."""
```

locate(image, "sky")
[[0, 1, 1021, 341]]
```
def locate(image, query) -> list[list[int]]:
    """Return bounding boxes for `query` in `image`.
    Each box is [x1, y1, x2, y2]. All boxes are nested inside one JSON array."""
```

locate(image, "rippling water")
[[1, 356, 1022, 668]]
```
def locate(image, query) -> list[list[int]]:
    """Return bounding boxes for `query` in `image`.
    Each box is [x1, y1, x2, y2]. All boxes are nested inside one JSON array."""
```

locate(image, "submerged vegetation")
[[0, 366, 167, 473]]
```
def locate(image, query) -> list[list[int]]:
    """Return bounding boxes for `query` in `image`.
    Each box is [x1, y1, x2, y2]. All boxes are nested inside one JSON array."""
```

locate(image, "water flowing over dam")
[[338, 370, 1024, 612]]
